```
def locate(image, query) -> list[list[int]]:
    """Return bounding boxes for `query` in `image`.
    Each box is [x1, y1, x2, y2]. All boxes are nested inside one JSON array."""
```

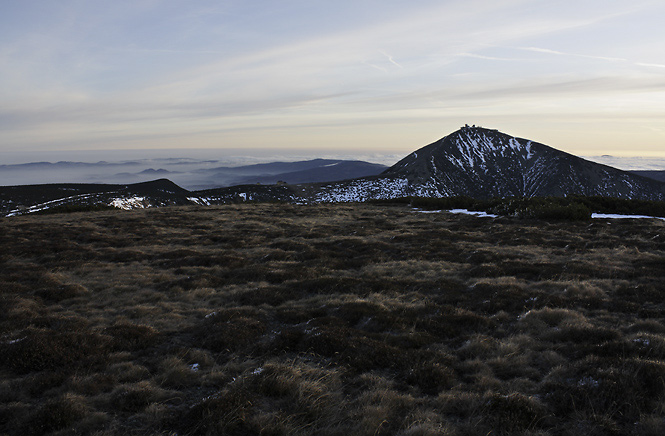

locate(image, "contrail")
[[637, 62, 665, 69], [518, 46, 626, 62], [380, 51, 403, 68]]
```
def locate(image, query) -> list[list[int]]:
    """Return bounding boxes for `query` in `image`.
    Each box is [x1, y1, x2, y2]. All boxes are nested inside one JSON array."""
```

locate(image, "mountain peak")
[[378, 127, 665, 200], [449, 126, 534, 160]]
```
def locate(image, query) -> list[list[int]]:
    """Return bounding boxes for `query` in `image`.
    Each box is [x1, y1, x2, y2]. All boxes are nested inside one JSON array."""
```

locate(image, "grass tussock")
[[1, 203, 665, 435]]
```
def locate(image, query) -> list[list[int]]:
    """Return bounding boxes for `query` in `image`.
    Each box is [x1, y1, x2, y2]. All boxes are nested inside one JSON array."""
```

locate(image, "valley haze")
[[0, 150, 398, 190], [2, 137, 665, 189]]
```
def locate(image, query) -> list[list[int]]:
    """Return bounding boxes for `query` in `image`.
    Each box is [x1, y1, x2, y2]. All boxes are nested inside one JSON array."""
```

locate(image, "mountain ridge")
[[3, 127, 665, 215]]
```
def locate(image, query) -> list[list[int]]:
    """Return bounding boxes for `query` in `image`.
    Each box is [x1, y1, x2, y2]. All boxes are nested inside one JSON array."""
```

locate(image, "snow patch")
[[412, 209, 443, 214], [592, 213, 665, 221], [577, 376, 600, 388], [412, 208, 498, 218], [314, 178, 410, 202], [110, 196, 147, 210], [448, 209, 498, 218], [5, 193, 98, 216], [508, 138, 522, 151], [187, 197, 211, 205]]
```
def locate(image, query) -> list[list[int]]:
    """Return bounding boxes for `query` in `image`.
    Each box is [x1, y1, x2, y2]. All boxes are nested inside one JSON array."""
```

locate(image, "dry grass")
[[1, 203, 665, 435]]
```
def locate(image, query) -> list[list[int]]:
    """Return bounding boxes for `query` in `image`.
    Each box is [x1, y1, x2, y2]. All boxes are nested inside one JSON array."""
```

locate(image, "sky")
[[1, 0, 665, 164]]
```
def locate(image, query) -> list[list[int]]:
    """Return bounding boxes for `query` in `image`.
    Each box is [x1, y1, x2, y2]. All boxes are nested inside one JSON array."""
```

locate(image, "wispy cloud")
[[450, 76, 665, 101], [517, 46, 627, 63], [456, 53, 528, 62], [637, 62, 665, 69], [1, 0, 665, 156], [515, 45, 665, 73], [379, 51, 403, 68]]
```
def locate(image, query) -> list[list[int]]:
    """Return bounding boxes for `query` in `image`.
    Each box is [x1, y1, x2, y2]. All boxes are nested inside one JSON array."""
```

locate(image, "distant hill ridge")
[[631, 170, 665, 183], [2, 127, 665, 215]]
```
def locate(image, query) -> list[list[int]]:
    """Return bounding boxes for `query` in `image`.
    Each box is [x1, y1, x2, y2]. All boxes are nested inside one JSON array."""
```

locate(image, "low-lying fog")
[[0, 149, 403, 190]]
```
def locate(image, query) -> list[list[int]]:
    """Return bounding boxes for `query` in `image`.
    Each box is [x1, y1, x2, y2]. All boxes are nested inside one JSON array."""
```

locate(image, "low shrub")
[[405, 359, 456, 395], [541, 356, 665, 424], [109, 382, 163, 413], [157, 356, 198, 388], [34, 204, 118, 214], [108, 361, 151, 383], [519, 202, 591, 221], [175, 387, 256, 436], [35, 283, 90, 302], [483, 392, 549, 433], [408, 195, 663, 221], [103, 323, 160, 351], [192, 311, 267, 353], [0, 328, 111, 374], [25, 370, 69, 397], [355, 388, 416, 436], [23, 394, 89, 434], [411, 196, 481, 211]]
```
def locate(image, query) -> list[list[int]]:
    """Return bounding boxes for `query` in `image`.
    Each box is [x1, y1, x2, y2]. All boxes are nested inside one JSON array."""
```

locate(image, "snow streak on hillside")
[[314, 178, 409, 202]]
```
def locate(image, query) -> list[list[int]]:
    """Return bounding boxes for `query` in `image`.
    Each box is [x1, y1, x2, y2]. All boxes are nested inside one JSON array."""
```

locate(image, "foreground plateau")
[[1, 204, 665, 435]]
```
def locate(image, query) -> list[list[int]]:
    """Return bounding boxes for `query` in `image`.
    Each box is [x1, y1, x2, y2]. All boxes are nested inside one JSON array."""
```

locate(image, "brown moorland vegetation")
[[1, 203, 665, 435]]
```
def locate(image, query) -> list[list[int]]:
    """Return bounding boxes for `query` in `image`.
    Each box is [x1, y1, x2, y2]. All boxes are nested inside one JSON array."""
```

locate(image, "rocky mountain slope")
[[382, 126, 665, 199], [312, 126, 665, 202]]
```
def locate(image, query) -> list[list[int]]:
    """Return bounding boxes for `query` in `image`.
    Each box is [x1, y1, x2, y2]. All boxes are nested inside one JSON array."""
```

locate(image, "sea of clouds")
[[0, 149, 404, 190]]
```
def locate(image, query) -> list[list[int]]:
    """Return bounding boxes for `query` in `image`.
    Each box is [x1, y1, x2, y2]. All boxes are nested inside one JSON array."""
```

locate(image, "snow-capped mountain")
[[314, 126, 665, 201]]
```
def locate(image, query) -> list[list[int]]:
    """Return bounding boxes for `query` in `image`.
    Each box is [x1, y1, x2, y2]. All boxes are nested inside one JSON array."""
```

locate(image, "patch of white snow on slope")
[[412, 208, 498, 218], [5, 193, 100, 216], [449, 209, 498, 218], [592, 213, 665, 221], [314, 178, 410, 202], [509, 138, 522, 151], [110, 196, 147, 210], [412, 209, 443, 214], [456, 137, 475, 168], [507, 138, 535, 160], [187, 197, 211, 205]]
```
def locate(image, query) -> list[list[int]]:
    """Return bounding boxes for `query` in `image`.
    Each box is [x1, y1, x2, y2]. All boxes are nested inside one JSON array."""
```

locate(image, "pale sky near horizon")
[[2, 0, 665, 160]]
